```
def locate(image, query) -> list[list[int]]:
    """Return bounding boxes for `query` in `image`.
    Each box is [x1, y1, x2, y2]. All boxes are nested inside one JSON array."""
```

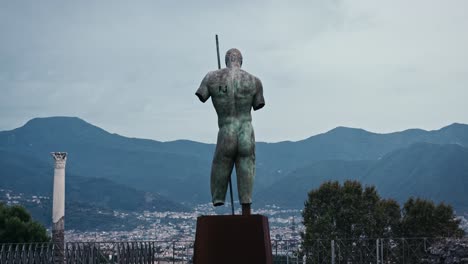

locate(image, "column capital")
[[51, 152, 67, 169]]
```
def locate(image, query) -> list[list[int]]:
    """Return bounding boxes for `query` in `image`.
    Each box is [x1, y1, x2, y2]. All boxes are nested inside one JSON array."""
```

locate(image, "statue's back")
[[207, 68, 261, 122]]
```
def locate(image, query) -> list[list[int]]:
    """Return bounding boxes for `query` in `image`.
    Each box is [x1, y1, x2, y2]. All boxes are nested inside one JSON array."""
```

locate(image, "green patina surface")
[[196, 48, 265, 206]]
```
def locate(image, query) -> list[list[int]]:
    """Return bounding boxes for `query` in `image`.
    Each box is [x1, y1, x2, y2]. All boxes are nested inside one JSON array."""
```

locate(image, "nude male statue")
[[196, 48, 265, 215]]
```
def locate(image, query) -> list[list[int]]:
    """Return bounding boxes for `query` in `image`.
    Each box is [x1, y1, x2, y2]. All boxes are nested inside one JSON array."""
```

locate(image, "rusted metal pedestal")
[[193, 214, 272, 264]]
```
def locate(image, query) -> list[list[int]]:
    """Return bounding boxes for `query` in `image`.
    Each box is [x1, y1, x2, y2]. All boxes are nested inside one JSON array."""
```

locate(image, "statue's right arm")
[[195, 73, 211, 103], [252, 77, 265, 111]]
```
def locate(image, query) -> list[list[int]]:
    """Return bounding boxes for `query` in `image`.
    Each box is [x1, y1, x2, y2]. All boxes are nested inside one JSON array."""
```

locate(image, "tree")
[[401, 198, 464, 238], [302, 181, 402, 263], [302, 180, 400, 241], [0, 203, 50, 243], [302, 181, 465, 263], [302, 181, 465, 243], [375, 198, 401, 237]]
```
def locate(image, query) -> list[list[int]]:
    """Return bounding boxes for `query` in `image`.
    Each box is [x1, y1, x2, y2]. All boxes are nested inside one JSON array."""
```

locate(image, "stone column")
[[51, 152, 67, 263]]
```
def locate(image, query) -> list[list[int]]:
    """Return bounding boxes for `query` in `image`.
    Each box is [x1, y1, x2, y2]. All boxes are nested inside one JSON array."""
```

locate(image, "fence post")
[[402, 238, 405, 264], [275, 241, 278, 258], [303, 246, 307, 264], [376, 239, 380, 264], [172, 241, 175, 264], [331, 240, 335, 264], [287, 240, 289, 264], [381, 239, 384, 264]]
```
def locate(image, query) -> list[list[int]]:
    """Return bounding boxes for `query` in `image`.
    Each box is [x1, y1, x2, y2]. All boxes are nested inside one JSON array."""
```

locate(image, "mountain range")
[[0, 117, 467, 229], [257, 143, 468, 212]]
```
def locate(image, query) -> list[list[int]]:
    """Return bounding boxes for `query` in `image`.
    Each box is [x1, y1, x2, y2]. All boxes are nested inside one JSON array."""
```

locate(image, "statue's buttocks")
[[196, 48, 265, 214]]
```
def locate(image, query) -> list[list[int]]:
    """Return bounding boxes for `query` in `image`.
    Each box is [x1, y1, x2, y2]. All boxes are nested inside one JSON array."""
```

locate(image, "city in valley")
[[1, 189, 304, 242]]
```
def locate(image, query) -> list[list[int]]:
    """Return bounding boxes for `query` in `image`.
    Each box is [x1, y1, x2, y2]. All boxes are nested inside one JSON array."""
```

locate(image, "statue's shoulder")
[[205, 69, 228, 81], [239, 69, 261, 83]]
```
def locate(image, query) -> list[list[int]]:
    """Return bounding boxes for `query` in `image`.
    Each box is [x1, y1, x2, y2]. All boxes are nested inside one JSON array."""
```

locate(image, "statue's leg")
[[211, 128, 237, 206], [235, 123, 255, 205]]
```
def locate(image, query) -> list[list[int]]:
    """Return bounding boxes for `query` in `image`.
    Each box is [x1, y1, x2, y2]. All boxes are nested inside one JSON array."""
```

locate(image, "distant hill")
[[0, 117, 214, 203], [11, 197, 146, 232], [1, 116, 467, 210], [362, 142, 468, 212], [0, 150, 186, 211], [257, 143, 468, 212], [256, 123, 468, 186], [254, 160, 373, 208], [0, 150, 187, 229]]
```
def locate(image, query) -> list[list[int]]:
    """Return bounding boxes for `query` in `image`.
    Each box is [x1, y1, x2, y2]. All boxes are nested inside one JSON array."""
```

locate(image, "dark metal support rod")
[[216, 34, 221, 70]]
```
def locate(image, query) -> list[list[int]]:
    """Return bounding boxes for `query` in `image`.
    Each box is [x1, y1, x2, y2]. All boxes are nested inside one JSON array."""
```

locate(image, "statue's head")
[[225, 48, 243, 68]]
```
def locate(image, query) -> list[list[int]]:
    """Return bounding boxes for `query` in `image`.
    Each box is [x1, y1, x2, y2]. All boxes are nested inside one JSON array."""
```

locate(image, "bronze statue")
[[196, 48, 265, 215]]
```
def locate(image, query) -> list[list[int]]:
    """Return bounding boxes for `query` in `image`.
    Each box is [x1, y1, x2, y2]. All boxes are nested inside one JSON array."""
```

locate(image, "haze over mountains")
[[0, 117, 467, 228]]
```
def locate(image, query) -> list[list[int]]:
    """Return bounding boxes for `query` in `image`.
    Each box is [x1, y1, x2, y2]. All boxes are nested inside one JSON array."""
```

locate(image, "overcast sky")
[[1, 0, 467, 143]]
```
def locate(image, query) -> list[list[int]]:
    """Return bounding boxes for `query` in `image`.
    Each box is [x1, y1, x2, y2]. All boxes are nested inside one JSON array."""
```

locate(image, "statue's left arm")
[[252, 77, 265, 111]]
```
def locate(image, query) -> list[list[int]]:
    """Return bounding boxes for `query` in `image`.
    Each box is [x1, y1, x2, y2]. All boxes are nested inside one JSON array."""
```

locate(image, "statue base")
[[193, 214, 273, 264]]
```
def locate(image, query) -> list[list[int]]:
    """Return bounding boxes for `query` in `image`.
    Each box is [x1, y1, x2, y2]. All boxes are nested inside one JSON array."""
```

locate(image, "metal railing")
[[65, 241, 193, 264], [0, 243, 55, 263], [300, 237, 462, 264], [0, 238, 462, 263]]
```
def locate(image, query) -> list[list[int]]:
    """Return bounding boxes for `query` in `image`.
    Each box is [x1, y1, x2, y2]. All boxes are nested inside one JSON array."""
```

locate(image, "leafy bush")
[[0, 203, 50, 243]]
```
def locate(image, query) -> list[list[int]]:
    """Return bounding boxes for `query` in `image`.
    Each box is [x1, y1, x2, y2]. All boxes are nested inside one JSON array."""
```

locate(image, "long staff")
[[216, 34, 235, 215]]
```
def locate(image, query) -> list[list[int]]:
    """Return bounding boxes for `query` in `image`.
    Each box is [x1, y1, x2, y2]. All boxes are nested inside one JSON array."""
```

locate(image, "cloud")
[[1, 0, 467, 142]]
